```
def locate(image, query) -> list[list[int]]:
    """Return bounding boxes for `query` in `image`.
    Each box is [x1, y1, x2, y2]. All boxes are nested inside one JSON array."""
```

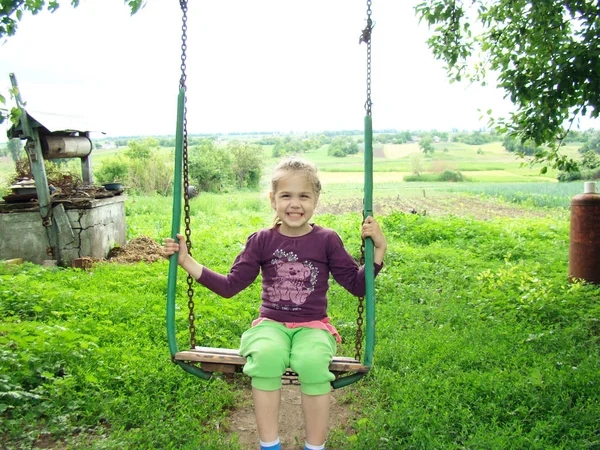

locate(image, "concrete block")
[[0, 195, 127, 266]]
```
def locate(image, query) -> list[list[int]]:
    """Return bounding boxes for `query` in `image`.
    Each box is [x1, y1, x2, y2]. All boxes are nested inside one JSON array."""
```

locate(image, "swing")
[[166, 0, 376, 389]]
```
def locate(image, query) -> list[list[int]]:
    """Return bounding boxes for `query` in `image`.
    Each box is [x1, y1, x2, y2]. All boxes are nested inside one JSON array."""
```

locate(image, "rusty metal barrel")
[[41, 135, 92, 160], [569, 182, 600, 283]]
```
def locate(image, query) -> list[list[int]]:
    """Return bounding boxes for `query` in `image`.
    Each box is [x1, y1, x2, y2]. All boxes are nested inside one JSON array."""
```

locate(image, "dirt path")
[[227, 385, 353, 450]]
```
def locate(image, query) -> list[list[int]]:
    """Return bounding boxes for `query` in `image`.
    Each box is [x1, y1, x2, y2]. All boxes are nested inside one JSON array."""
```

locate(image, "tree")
[[0, 1, 144, 39], [125, 138, 158, 160], [419, 136, 434, 155], [229, 142, 263, 189], [188, 140, 233, 193], [96, 156, 129, 184], [579, 131, 600, 155], [502, 135, 538, 157], [327, 137, 359, 158], [410, 152, 424, 176], [580, 150, 600, 170], [415, 0, 600, 172]]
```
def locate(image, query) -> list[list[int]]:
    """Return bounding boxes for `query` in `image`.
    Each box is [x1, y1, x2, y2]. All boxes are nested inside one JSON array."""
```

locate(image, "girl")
[[164, 157, 387, 450]]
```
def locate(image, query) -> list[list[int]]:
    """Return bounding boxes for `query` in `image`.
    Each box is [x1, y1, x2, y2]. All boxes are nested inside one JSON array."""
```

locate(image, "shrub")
[[188, 141, 233, 193], [557, 168, 600, 182], [230, 142, 263, 189], [557, 170, 582, 182], [404, 170, 466, 182], [438, 169, 465, 182], [327, 137, 359, 157], [96, 156, 129, 184]]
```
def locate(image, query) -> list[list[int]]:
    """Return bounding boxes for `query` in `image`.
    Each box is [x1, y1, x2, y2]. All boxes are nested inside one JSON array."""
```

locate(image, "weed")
[[1, 194, 599, 448]]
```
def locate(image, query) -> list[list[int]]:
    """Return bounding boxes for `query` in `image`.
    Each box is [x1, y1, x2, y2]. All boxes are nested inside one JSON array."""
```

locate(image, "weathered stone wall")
[[0, 196, 127, 266]]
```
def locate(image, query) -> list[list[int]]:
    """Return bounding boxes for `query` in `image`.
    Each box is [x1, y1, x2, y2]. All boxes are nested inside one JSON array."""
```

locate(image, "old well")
[[1, 74, 126, 266]]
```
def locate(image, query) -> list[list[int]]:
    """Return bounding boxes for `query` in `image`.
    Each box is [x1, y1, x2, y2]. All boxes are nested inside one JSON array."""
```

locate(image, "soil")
[[105, 236, 165, 263], [227, 385, 354, 450], [316, 194, 551, 220]]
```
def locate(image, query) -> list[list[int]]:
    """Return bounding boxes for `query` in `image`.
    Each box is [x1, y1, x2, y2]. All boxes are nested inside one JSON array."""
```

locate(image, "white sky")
[[0, 0, 596, 141]]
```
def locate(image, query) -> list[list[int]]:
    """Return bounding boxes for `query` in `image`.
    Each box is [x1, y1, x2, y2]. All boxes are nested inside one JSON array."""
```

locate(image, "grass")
[[2, 193, 600, 449], [1, 136, 597, 448], [0, 157, 14, 190]]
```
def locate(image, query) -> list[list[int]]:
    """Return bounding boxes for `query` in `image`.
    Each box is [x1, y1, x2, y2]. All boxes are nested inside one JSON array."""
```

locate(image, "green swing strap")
[[166, 1, 211, 379], [166, 88, 212, 380], [331, 116, 375, 389], [166, 0, 376, 388], [331, 0, 375, 389]]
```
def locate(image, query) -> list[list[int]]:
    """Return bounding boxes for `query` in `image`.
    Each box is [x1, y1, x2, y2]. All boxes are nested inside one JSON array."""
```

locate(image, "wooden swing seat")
[[174, 346, 369, 375]]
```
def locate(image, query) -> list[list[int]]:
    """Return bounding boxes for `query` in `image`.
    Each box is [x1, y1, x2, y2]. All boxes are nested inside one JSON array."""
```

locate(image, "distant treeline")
[[96, 128, 595, 151]]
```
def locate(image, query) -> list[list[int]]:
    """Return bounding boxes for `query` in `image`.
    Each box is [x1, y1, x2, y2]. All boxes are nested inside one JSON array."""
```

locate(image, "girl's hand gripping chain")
[[163, 234, 203, 280], [361, 216, 387, 265]]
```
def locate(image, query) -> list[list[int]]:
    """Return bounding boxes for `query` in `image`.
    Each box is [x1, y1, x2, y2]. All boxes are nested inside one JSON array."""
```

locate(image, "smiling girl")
[[164, 157, 387, 450]]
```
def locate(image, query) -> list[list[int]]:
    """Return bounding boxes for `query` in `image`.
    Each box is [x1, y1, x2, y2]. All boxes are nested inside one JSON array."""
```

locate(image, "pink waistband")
[[251, 317, 342, 343]]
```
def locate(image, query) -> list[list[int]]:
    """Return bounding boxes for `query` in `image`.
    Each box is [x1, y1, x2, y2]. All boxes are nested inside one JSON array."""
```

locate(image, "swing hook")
[[359, 18, 375, 45]]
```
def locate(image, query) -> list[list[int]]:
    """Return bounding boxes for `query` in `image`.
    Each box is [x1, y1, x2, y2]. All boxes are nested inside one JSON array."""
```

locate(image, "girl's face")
[[270, 172, 319, 237]]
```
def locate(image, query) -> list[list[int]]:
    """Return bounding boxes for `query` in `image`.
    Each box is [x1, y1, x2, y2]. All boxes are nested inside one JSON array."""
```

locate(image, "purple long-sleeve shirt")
[[197, 224, 383, 323]]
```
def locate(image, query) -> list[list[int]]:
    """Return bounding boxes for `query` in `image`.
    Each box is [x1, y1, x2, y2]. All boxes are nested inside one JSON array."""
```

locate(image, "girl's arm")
[[163, 233, 203, 280], [164, 232, 261, 298], [362, 216, 387, 264], [328, 220, 386, 297]]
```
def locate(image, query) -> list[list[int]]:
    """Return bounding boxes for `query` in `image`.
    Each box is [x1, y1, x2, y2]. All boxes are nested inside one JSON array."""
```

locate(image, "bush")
[[557, 168, 600, 182], [230, 142, 263, 189], [96, 156, 129, 184], [404, 170, 466, 182], [557, 170, 582, 182], [188, 141, 233, 193], [127, 154, 173, 195], [438, 169, 465, 182], [327, 137, 359, 157]]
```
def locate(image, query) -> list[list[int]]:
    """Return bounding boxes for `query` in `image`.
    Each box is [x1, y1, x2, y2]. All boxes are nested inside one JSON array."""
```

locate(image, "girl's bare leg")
[[301, 392, 330, 446], [252, 388, 281, 442]]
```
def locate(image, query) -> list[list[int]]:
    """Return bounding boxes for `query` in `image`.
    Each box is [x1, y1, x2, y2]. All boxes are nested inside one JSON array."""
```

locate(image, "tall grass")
[[2, 194, 600, 449]]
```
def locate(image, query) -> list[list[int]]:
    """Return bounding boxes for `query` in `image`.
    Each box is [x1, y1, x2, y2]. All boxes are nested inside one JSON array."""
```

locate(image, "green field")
[[1, 134, 598, 448], [0, 136, 583, 186], [2, 193, 599, 449]]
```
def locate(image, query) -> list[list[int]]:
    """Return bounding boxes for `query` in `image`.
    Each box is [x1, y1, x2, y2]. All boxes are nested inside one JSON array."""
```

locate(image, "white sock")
[[260, 437, 280, 448], [305, 442, 325, 450]]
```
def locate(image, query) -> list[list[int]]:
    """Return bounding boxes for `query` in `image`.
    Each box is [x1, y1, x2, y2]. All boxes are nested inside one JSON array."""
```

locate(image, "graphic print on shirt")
[[266, 249, 319, 305]]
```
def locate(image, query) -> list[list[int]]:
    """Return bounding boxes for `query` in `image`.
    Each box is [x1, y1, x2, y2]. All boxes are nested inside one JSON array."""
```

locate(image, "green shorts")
[[239, 320, 336, 395]]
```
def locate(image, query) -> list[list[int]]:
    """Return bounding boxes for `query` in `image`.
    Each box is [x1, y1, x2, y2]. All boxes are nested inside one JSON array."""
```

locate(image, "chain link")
[[179, 0, 188, 91], [354, 0, 373, 362], [179, 0, 196, 349], [360, 0, 373, 117], [355, 237, 366, 361]]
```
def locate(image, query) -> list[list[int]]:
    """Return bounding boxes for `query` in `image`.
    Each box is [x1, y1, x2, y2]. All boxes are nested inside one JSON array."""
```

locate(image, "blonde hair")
[[271, 157, 322, 227]]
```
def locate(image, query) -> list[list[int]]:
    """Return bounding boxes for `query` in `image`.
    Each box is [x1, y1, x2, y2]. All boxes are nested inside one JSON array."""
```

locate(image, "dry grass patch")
[[384, 143, 421, 159], [320, 171, 406, 184]]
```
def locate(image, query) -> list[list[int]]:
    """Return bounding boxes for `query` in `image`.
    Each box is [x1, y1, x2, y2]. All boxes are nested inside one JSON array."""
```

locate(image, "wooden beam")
[[174, 347, 370, 374]]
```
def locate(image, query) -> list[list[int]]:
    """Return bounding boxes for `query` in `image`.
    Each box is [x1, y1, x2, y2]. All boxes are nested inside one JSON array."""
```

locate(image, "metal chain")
[[355, 238, 366, 361], [360, 0, 373, 117], [179, 0, 196, 349], [354, 0, 373, 362]]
